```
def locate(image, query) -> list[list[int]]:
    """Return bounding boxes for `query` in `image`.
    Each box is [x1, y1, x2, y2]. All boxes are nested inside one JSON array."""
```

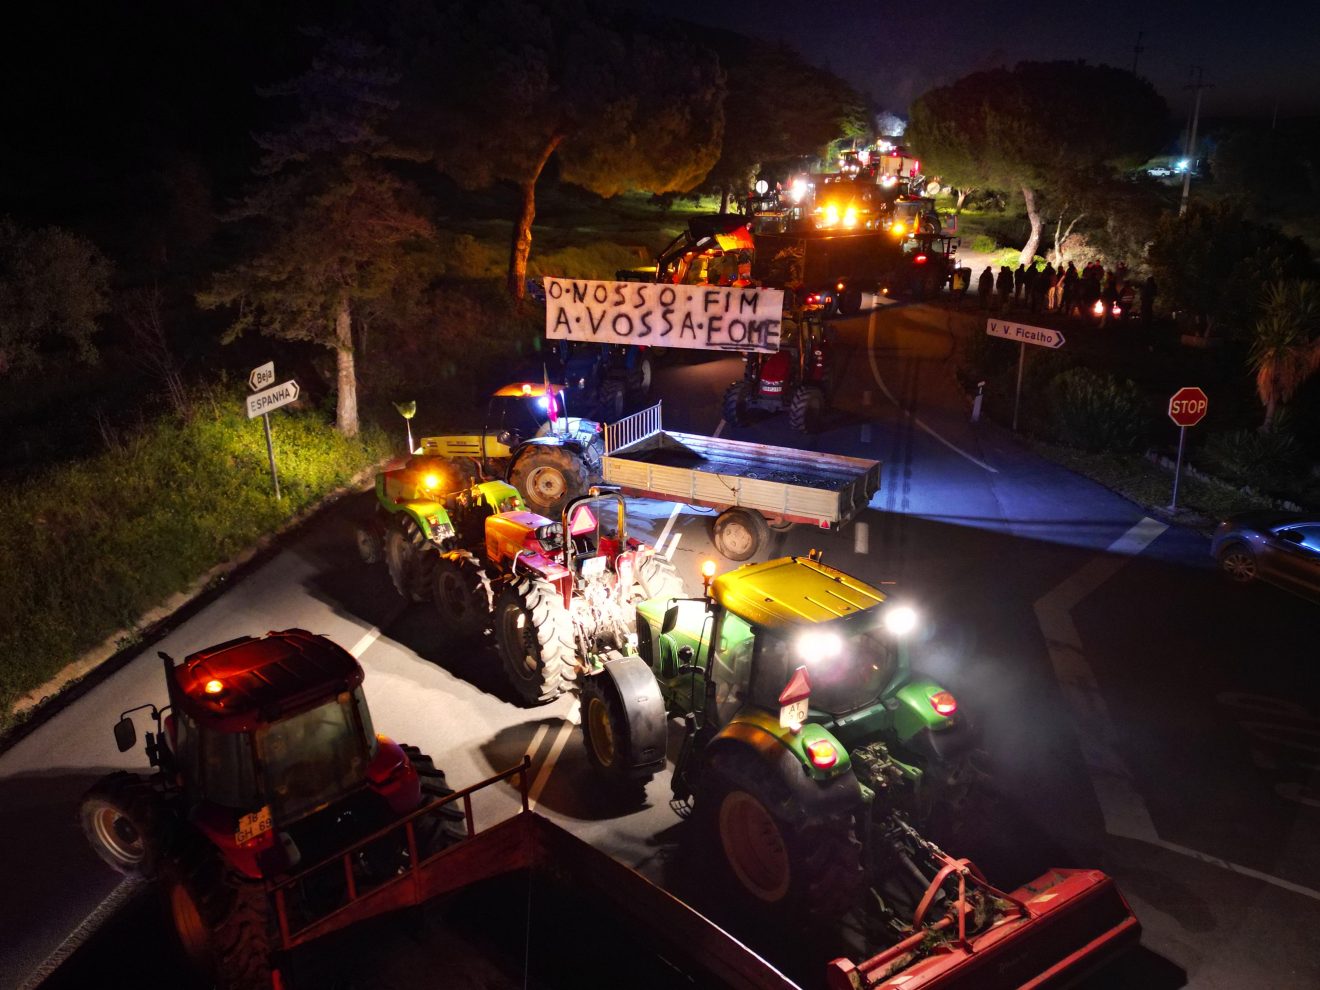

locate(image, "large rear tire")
[[163, 840, 272, 990], [712, 507, 768, 561], [579, 675, 655, 804], [432, 551, 493, 638], [696, 754, 863, 918], [722, 382, 750, 427], [634, 553, 686, 602], [385, 520, 431, 603], [399, 743, 469, 851], [493, 576, 575, 705], [788, 385, 824, 434], [79, 772, 167, 879], [509, 446, 587, 518]]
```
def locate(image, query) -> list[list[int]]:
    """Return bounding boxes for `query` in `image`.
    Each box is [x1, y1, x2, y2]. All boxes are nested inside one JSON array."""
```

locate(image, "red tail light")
[[914, 254, 928, 264], [806, 739, 838, 769], [930, 691, 958, 717]]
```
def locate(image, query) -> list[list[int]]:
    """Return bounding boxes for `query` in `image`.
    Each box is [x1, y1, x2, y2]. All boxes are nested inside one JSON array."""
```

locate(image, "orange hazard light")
[[930, 691, 958, 717], [204, 679, 224, 695], [806, 739, 838, 770]]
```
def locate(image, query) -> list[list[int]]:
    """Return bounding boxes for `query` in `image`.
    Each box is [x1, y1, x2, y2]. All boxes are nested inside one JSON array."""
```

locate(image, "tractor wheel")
[[385, 522, 431, 603], [509, 447, 586, 518], [432, 551, 493, 638], [1218, 542, 1258, 583], [79, 772, 167, 879], [579, 674, 654, 804], [712, 508, 768, 562], [722, 382, 750, 428], [493, 576, 575, 705], [788, 385, 824, 434], [163, 839, 272, 990], [399, 744, 469, 851], [634, 553, 686, 603], [355, 517, 384, 564], [695, 754, 864, 918], [599, 380, 626, 422]]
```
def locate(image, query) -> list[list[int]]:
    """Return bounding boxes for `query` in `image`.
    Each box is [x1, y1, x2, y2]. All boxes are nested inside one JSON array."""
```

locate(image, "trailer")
[[601, 402, 880, 560]]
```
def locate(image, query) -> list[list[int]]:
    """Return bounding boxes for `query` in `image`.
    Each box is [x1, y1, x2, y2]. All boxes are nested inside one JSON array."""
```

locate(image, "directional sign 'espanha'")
[[245, 380, 300, 419], [986, 319, 1066, 349], [248, 361, 276, 392]]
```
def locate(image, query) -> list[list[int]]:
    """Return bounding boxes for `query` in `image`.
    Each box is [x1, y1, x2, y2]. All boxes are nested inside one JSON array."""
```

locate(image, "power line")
[[1131, 30, 1145, 75]]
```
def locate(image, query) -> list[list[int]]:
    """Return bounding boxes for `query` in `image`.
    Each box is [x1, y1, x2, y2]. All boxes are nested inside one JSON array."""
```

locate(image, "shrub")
[[1199, 428, 1304, 486], [970, 234, 997, 254], [1045, 368, 1146, 452]]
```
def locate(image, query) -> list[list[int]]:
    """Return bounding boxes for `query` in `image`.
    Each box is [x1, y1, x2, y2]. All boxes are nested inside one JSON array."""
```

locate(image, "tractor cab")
[[416, 382, 600, 468], [647, 215, 755, 286]]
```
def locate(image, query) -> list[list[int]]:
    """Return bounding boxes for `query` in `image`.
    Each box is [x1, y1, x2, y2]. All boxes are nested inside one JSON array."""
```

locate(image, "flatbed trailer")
[[601, 402, 880, 559]]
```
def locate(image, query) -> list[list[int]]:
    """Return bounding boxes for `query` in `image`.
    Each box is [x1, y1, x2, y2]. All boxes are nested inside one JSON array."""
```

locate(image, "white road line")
[[528, 721, 574, 812], [866, 308, 998, 474], [712, 418, 726, 438], [655, 502, 683, 553], [348, 601, 408, 658], [525, 723, 550, 761], [1037, 518, 1320, 903], [854, 521, 870, 555], [664, 532, 683, 561]]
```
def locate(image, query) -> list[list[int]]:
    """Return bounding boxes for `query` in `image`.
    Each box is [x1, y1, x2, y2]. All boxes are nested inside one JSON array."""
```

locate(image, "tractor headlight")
[[422, 472, 442, 491], [797, 630, 843, 664], [883, 605, 918, 637]]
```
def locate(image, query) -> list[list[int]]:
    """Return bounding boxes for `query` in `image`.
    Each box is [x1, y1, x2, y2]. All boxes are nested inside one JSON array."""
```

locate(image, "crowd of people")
[[977, 259, 1157, 326]]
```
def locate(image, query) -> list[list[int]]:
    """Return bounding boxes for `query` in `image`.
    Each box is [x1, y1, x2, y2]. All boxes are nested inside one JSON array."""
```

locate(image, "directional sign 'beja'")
[[246, 380, 300, 419], [249, 361, 275, 392], [1168, 386, 1208, 427]]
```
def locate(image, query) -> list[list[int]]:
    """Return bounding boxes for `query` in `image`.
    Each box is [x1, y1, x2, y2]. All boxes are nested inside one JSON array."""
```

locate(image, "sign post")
[[1167, 386, 1209, 511], [246, 368, 299, 500], [985, 320, 1066, 431]]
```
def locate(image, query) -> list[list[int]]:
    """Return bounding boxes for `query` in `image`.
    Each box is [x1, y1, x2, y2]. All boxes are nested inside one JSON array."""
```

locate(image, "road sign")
[[248, 361, 276, 392], [245, 380, 300, 420], [985, 319, 1066, 350], [1168, 386, 1209, 427]]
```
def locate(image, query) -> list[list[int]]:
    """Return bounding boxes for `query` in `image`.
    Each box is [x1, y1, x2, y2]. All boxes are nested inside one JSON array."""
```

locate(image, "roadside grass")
[[0, 384, 389, 730]]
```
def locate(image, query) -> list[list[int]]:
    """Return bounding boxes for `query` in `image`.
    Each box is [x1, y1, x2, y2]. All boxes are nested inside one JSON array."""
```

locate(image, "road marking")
[[1037, 517, 1320, 903], [655, 502, 683, 553], [19, 878, 146, 990], [854, 521, 870, 555], [348, 601, 409, 658], [664, 531, 683, 561], [865, 307, 998, 474], [712, 418, 726, 438], [528, 721, 574, 812]]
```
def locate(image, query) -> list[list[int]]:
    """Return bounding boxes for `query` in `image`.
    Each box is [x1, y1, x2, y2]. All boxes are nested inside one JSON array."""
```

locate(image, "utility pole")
[[1131, 30, 1145, 75], [1179, 67, 1212, 217]]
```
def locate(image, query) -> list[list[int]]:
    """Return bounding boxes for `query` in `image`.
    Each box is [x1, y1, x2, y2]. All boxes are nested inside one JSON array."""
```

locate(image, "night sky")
[[652, 0, 1319, 119]]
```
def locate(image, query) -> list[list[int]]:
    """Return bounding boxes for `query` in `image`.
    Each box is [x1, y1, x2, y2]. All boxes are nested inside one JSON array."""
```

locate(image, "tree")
[[1251, 281, 1320, 433], [199, 37, 432, 437], [398, 0, 724, 300], [701, 37, 867, 212], [1148, 201, 1313, 339], [0, 219, 111, 376], [908, 61, 1167, 264]]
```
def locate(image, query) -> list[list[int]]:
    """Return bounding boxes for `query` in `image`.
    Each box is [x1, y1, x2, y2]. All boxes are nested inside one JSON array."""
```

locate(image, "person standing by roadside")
[[1014, 263, 1027, 306], [996, 265, 1014, 312], [978, 265, 994, 310], [1061, 262, 1079, 317]]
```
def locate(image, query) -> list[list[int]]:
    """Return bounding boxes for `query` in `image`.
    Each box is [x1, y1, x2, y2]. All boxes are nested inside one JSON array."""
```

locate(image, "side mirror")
[[496, 430, 514, 447], [675, 645, 697, 674], [113, 717, 137, 753], [661, 604, 680, 634]]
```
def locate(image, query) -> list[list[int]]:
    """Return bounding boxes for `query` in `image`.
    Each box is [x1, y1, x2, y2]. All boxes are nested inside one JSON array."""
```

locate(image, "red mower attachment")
[[827, 864, 1139, 990]]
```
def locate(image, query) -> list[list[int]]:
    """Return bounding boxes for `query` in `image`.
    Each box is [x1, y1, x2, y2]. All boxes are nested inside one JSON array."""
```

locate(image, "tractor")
[[578, 552, 983, 909], [549, 339, 653, 422], [416, 381, 604, 517], [722, 308, 836, 433], [78, 629, 465, 990], [431, 488, 687, 706]]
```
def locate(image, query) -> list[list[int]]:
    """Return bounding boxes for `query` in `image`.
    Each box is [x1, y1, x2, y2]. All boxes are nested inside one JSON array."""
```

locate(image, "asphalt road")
[[4, 300, 1319, 989]]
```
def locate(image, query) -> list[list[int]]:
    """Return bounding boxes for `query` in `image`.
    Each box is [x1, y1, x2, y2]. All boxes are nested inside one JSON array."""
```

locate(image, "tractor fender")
[[892, 679, 975, 758], [599, 655, 668, 773], [702, 718, 863, 829]]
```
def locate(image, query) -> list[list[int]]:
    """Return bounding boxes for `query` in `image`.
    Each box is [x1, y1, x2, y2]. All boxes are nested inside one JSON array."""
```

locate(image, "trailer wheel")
[[493, 576, 575, 705], [509, 446, 586, 518], [385, 525, 429, 603], [697, 754, 863, 917], [163, 839, 272, 990], [722, 382, 750, 427], [788, 386, 824, 434], [580, 675, 654, 803], [634, 553, 686, 602], [432, 551, 493, 638], [712, 508, 768, 561], [79, 772, 167, 879]]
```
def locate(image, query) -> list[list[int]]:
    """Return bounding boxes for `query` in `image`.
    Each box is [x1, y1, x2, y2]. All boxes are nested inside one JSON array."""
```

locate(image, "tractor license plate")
[[579, 555, 606, 577], [779, 698, 808, 729], [235, 805, 273, 844]]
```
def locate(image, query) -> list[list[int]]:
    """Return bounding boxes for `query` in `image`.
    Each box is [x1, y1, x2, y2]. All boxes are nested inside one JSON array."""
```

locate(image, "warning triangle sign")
[[568, 504, 597, 536], [778, 665, 811, 705]]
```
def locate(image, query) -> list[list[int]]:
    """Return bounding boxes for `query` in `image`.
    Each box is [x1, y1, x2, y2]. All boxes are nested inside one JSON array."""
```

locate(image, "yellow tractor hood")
[[710, 556, 886, 629]]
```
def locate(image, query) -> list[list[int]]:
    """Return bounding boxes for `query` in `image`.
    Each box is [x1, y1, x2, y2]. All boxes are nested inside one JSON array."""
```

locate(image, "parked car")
[[1211, 511, 1320, 601]]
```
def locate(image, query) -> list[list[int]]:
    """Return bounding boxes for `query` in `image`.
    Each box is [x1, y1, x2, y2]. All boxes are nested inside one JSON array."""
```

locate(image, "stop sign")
[[1168, 386, 1209, 427]]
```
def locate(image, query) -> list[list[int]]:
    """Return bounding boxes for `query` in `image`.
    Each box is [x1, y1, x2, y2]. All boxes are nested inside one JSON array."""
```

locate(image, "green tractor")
[[578, 551, 982, 915]]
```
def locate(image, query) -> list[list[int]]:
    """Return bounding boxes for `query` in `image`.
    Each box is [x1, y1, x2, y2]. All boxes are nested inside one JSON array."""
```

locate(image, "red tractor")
[[722, 308, 836, 433], [78, 630, 465, 990], [432, 488, 686, 706]]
